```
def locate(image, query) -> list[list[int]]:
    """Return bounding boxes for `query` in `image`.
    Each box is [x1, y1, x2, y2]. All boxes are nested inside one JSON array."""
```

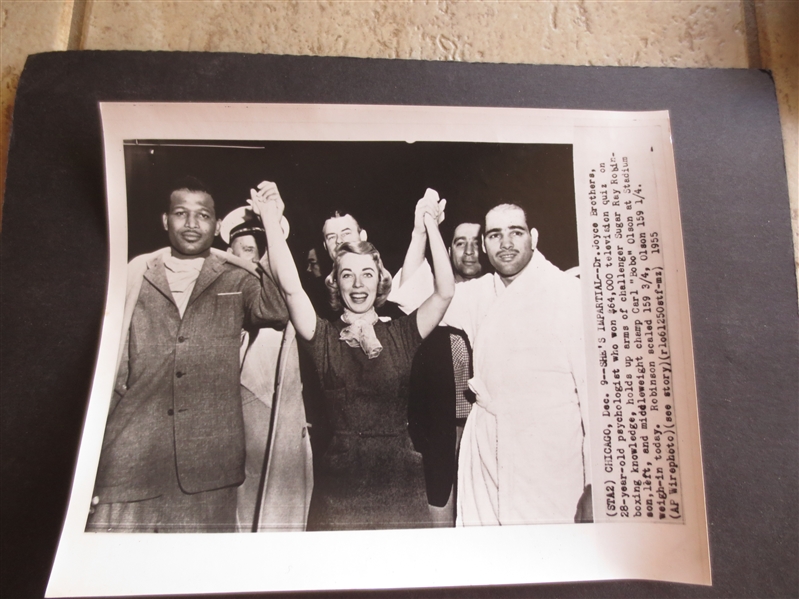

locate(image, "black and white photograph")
[[89, 138, 585, 535], [46, 102, 709, 596]]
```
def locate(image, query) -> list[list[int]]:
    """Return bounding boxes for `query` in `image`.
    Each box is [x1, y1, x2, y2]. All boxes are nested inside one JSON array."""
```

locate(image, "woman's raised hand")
[[413, 188, 446, 234], [423, 211, 439, 233], [248, 180, 284, 222]]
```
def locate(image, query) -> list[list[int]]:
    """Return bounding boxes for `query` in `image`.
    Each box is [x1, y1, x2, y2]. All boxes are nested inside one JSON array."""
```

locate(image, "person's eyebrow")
[[484, 227, 501, 236]]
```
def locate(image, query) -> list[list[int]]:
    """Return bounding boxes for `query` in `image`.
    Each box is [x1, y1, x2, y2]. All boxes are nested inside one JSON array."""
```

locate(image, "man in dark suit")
[[87, 177, 288, 533], [408, 220, 484, 526]]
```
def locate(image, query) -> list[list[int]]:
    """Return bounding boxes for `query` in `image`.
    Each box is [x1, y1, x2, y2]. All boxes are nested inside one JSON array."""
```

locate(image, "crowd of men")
[[87, 176, 592, 533]]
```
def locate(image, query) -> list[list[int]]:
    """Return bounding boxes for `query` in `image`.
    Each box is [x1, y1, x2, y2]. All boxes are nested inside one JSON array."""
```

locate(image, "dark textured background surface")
[[1, 52, 797, 599]]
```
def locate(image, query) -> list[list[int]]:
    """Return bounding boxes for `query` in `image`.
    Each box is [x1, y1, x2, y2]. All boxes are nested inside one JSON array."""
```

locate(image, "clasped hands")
[[247, 180, 284, 222], [414, 188, 446, 234]]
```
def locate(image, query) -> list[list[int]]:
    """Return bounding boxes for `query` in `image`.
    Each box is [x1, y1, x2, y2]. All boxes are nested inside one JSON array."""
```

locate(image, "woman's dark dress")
[[300, 311, 432, 531]]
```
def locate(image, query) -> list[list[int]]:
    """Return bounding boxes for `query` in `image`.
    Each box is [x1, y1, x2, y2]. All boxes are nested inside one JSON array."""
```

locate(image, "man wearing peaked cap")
[[220, 204, 312, 532], [220, 206, 289, 265]]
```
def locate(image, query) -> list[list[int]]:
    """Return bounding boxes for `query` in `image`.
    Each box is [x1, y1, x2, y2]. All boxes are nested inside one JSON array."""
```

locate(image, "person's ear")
[[530, 227, 539, 251], [214, 219, 221, 237], [226, 247, 233, 255], [359, 229, 368, 242], [481, 236, 486, 254], [162, 213, 168, 231]]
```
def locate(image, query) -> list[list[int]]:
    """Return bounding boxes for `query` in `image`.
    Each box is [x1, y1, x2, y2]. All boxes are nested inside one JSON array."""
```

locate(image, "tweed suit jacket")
[[408, 325, 469, 507], [94, 251, 288, 503]]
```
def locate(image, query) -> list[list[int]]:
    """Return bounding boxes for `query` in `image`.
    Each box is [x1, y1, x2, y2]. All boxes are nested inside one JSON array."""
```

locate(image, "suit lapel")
[[142, 254, 176, 306], [187, 253, 225, 307]]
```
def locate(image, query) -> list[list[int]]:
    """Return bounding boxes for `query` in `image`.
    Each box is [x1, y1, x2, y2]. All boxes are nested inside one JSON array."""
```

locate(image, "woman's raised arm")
[[416, 212, 455, 339], [249, 181, 318, 341]]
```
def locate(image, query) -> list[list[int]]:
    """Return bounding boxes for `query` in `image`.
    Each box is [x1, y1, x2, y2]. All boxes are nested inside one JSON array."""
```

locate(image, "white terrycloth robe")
[[424, 252, 590, 526]]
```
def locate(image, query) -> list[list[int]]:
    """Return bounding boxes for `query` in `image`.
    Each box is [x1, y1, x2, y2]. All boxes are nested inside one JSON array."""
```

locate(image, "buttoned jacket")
[[408, 325, 464, 507], [94, 250, 288, 503]]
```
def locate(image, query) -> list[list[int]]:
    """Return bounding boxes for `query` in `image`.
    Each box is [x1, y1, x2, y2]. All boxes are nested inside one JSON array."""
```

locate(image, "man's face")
[[449, 223, 482, 281], [483, 206, 534, 281], [306, 248, 322, 278], [228, 234, 260, 264], [162, 189, 220, 257], [322, 215, 363, 260], [337, 252, 379, 314]]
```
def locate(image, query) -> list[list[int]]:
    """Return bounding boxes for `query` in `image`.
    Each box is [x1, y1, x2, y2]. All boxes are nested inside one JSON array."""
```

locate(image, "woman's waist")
[[322, 428, 419, 466]]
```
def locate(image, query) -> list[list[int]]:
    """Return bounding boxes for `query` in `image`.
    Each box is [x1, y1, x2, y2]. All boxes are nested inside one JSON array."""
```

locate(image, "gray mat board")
[[1, 51, 797, 599]]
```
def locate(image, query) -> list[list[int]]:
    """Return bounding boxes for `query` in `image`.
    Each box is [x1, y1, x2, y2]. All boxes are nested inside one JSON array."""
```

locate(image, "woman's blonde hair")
[[325, 241, 393, 312]]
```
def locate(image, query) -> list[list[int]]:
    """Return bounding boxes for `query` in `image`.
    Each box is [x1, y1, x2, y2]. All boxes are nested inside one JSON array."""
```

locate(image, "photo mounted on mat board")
[[47, 103, 709, 597]]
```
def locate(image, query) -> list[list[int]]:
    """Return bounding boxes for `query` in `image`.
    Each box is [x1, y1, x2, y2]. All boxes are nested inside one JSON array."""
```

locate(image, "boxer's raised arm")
[[399, 188, 446, 286], [416, 212, 455, 339]]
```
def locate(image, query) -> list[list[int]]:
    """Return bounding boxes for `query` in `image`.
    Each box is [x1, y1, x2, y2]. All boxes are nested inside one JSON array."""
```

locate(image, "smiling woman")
[[339, 254, 377, 310], [325, 244, 393, 314], [253, 180, 455, 530]]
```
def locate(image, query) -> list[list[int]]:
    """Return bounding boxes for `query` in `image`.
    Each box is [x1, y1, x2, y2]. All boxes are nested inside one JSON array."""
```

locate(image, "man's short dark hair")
[[323, 209, 361, 231], [441, 203, 485, 245], [306, 242, 333, 276], [166, 176, 214, 211], [484, 203, 529, 231], [441, 219, 482, 247]]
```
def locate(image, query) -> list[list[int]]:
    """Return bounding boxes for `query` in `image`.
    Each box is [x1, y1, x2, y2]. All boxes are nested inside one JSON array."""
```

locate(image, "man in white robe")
[[391, 199, 592, 526]]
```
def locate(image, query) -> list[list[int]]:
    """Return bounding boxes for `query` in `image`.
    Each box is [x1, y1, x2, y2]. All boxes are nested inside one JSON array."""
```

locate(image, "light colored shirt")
[[163, 255, 204, 317]]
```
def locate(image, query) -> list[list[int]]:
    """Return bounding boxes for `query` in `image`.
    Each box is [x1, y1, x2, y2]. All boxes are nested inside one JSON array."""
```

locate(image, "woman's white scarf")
[[339, 308, 382, 359]]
